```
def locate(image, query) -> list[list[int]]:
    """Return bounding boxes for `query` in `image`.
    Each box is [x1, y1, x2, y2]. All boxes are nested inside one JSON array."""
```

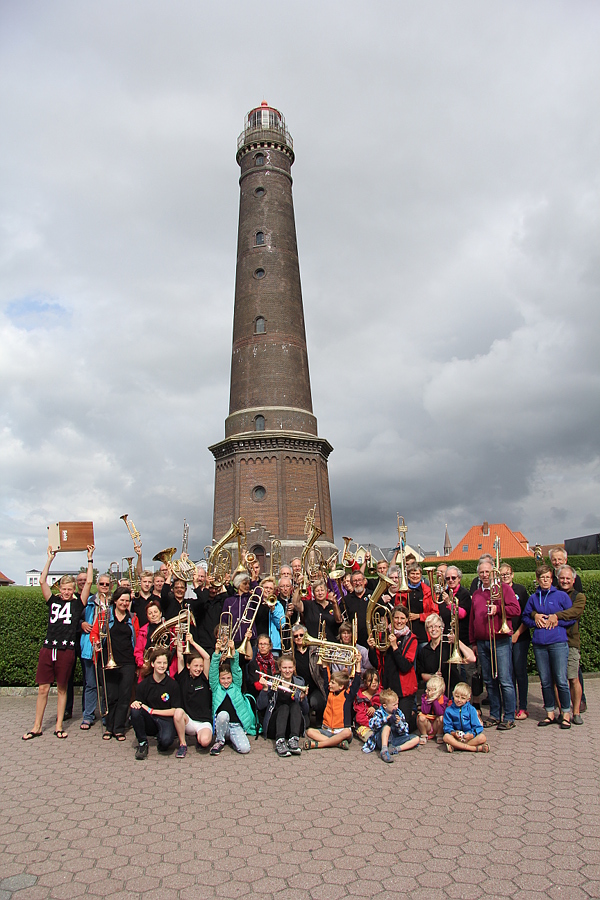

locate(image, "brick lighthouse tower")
[[209, 101, 335, 566]]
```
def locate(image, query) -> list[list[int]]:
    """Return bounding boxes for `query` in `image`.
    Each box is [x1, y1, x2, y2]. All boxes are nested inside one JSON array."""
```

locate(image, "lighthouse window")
[[255, 153, 265, 166], [254, 416, 265, 432], [255, 231, 265, 245], [252, 485, 266, 501], [254, 187, 265, 197], [254, 316, 266, 334], [254, 268, 265, 279]]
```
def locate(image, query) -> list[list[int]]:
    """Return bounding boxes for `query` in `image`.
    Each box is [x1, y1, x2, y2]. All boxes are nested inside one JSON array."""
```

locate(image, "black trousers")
[[309, 689, 326, 726], [267, 700, 303, 740], [104, 665, 136, 735], [399, 694, 417, 733]]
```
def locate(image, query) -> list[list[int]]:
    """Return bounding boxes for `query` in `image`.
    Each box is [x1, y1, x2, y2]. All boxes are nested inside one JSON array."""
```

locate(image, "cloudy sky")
[[1, 2, 599, 581]]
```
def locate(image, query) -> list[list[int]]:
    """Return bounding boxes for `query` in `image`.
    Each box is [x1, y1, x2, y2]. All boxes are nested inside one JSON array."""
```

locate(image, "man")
[[343, 571, 372, 648], [469, 554, 495, 595], [549, 547, 583, 592], [439, 566, 473, 685], [79, 572, 111, 730], [279, 564, 293, 580], [277, 573, 296, 622], [469, 559, 521, 730], [132, 570, 157, 627], [550, 565, 585, 725], [290, 557, 303, 586], [23, 546, 94, 741], [192, 569, 226, 654]]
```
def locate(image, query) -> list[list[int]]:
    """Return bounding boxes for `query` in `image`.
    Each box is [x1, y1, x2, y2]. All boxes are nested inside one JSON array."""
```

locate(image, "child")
[[261, 654, 308, 756], [417, 674, 448, 745], [304, 661, 361, 750], [363, 688, 420, 762], [130, 648, 182, 760], [173, 638, 213, 758], [443, 682, 489, 753], [353, 669, 380, 743], [209, 639, 257, 755]]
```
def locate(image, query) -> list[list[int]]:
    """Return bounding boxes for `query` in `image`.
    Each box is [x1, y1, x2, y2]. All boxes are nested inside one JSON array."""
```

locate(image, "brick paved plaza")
[[2, 684, 600, 900]]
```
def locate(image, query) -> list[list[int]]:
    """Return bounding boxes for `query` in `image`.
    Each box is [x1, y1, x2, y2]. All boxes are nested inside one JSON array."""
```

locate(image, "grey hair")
[[446, 566, 463, 578], [549, 547, 567, 562], [233, 571, 250, 590], [477, 558, 494, 574], [387, 565, 400, 578], [556, 564, 575, 578]]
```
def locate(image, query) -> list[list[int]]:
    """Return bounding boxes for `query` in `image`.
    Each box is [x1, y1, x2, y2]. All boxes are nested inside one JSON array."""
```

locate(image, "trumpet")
[[258, 673, 308, 697], [217, 611, 235, 659], [366, 573, 395, 651], [120, 514, 141, 546], [108, 561, 120, 592]]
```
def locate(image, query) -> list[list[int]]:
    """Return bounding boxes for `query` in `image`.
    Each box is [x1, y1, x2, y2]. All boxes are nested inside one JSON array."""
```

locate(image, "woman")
[[134, 599, 172, 677], [522, 564, 574, 729], [90, 586, 139, 741], [417, 613, 476, 695], [254, 576, 286, 654], [399, 564, 437, 647], [293, 577, 342, 642], [367, 606, 418, 731], [291, 623, 326, 727], [221, 571, 255, 655]]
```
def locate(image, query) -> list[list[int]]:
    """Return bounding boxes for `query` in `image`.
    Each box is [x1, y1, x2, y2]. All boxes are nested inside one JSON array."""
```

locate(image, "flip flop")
[[80, 723, 91, 731], [114, 734, 126, 742], [515, 710, 529, 720], [22, 731, 43, 741], [53, 730, 68, 739], [102, 732, 113, 741]]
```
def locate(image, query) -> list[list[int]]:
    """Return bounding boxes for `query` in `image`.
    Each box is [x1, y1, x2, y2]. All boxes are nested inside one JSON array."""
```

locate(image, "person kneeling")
[[209, 639, 256, 755], [131, 648, 182, 760], [304, 662, 361, 750], [443, 682, 489, 753], [362, 688, 420, 762]]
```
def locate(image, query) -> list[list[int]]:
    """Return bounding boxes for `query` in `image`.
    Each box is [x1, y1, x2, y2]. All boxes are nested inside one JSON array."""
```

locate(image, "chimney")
[[483, 521, 489, 536]]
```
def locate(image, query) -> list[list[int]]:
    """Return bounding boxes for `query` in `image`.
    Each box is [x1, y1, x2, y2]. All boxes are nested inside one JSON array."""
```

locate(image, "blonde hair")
[[453, 681, 471, 700], [330, 670, 350, 689], [379, 688, 399, 707], [426, 674, 446, 698]]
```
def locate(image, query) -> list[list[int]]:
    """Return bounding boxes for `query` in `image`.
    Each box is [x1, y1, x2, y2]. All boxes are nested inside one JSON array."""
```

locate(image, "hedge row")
[[445, 554, 600, 574], [2, 577, 600, 685]]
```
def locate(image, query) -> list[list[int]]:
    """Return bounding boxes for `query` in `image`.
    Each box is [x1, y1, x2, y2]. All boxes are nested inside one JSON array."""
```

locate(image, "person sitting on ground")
[[362, 688, 420, 762], [131, 647, 182, 760], [209, 639, 257, 755], [443, 682, 489, 753], [23, 545, 94, 742], [353, 669, 381, 743], [261, 654, 308, 757], [417, 674, 448, 745], [173, 638, 212, 758], [304, 660, 361, 750]]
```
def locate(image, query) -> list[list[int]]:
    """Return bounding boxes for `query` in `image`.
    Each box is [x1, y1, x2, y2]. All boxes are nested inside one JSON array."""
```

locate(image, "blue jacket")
[[522, 586, 574, 645], [443, 700, 483, 736], [267, 601, 286, 651]]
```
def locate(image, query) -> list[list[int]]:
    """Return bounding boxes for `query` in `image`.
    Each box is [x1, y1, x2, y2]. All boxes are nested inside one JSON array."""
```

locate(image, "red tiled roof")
[[0, 570, 15, 585], [424, 523, 534, 562]]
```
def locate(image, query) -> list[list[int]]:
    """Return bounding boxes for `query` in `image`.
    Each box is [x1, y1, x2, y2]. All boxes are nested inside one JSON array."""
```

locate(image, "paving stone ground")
[[2, 683, 600, 900]]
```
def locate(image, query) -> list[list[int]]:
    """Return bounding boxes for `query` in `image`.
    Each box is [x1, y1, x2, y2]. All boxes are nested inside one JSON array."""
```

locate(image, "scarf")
[[255, 651, 278, 677]]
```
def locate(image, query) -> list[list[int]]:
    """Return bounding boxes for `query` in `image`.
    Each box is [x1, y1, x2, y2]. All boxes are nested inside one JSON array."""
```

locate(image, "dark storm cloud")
[[1, 1, 599, 580]]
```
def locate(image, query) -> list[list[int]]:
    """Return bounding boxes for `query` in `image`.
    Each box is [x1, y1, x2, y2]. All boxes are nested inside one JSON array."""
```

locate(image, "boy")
[[209, 639, 257, 755], [443, 682, 489, 753], [363, 688, 420, 761], [304, 660, 361, 750]]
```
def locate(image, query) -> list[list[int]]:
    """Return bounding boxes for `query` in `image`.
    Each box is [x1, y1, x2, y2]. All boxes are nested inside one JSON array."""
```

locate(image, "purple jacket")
[[522, 586, 574, 645]]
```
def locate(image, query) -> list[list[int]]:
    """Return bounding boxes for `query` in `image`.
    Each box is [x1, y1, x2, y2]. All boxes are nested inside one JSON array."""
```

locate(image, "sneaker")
[[210, 740, 225, 756], [135, 742, 148, 761], [276, 739, 291, 757], [380, 749, 393, 763], [176, 745, 188, 758], [287, 736, 302, 755]]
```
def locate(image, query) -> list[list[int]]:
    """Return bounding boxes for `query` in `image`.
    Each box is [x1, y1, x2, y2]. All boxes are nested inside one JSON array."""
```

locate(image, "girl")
[[134, 599, 168, 676], [173, 639, 212, 758], [209, 639, 257, 755], [90, 586, 139, 742], [353, 669, 380, 742], [261, 655, 308, 756], [130, 647, 182, 759], [417, 674, 448, 744]]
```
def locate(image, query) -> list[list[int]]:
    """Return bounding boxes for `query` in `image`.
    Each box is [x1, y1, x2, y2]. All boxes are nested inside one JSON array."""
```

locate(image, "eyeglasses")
[[500, 574, 512, 579], [447, 576, 459, 581]]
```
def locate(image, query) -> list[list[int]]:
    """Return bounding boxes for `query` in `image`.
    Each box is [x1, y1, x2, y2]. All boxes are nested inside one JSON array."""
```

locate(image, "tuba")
[[270, 539, 282, 579], [366, 573, 395, 651], [299, 505, 324, 594]]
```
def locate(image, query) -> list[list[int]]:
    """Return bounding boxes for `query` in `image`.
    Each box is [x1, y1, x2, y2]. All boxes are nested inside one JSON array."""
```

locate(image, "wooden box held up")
[[47, 522, 94, 552]]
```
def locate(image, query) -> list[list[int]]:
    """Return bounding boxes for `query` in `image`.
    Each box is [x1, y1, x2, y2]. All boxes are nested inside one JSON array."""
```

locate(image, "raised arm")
[[40, 546, 57, 601], [79, 545, 95, 605]]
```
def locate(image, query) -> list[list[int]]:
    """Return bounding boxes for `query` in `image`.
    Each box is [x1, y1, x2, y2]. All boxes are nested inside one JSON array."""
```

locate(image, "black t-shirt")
[[302, 599, 338, 642], [108, 614, 135, 666], [342, 592, 370, 647], [135, 674, 181, 710], [294, 648, 317, 692], [132, 593, 158, 628], [175, 669, 212, 721], [439, 586, 472, 646], [216, 692, 240, 726], [44, 596, 83, 650], [511, 583, 531, 644], [417, 640, 460, 692]]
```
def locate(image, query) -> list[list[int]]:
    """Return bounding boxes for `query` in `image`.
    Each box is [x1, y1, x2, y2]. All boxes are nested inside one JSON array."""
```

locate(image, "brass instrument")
[[121, 556, 141, 593], [234, 587, 263, 656], [206, 521, 240, 585], [494, 535, 511, 636], [446, 586, 466, 666], [329, 566, 349, 623], [301, 630, 361, 671], [280, 615, 294, 659], [171, 519, 197, 583], [270, 539, 281, 578], [120, 514, 142, 591], [299, 505, 324, 595], [341, 536, 357, 568], [533, 544, 543, 563], [108, 561, 120, 592], [366, 573, 395, 650], [92, 593, 111, 725], [395, 515, 410, 591], [217, 611, 234, 659], [151, 608, 196, 655], [120, 513, 141, 546], [153, 547, 177, 566], [257, 672, 308, 697]]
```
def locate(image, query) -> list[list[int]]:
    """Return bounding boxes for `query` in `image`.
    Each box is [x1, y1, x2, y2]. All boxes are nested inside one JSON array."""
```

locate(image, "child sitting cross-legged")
[[417, 674, 448, 745], [304, 660, 361, 750], [209, 638, 257, 755], [362, 688, 420, 762], [443, 682, 489, 753]]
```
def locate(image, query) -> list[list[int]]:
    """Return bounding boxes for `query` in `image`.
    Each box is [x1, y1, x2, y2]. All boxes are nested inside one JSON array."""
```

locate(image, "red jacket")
[[397, 582, 437, 622]]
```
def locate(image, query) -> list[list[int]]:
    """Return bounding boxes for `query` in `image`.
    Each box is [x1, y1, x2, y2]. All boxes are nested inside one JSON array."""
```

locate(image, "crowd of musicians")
[[23, 537, 587, 761]]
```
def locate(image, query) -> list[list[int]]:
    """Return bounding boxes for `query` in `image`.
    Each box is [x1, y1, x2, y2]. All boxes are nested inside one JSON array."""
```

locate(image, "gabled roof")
[[425, 522, 534, 562], [0, 570, 15, 585]]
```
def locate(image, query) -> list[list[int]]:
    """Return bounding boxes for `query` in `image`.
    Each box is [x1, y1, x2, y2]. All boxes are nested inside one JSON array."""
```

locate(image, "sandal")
[[537, 717, 557, 727], [53, 730, 68, 739], [22, 731, 43, 741], [477, 743, 490, 753], [419, 735, 428, 745], [303, 739, 319, 750], [446, 744, 454, 752], [114, 734, 126, 742], [483, 718, 499, 728], [515, 710, 529, 720], [80, 722, 92, 731], [102, 732, 113, 741], [560, 719, 571, 729], [436, 735, 445, 744]]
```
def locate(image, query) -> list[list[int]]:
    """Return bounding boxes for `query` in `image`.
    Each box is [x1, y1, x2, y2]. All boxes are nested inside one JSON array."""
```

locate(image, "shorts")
[[375, 730, 414, 750], [36, 647, 76, 686], [567, 647, 581, 681], [320, 726, 346, 738], [184, 716, 213, 737]]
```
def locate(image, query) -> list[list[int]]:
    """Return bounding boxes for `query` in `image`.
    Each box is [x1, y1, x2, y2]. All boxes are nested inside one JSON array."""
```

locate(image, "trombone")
[[234, 587, 263, 657], [280, 615, 294, 659]]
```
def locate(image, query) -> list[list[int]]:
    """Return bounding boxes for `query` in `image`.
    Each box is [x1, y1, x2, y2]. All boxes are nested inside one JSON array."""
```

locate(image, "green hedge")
[[447, 554, 600, 574], [2, 578, 600, 685]]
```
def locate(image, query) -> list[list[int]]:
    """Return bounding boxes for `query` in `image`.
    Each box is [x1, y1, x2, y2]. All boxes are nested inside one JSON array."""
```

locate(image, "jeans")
[[512, 640, 530, 712], [130, 707, 177, 749], [533, 641, 571, 714], [215, 711, 250, 754], [478, 637, 516, 723], [81, 657, 98, 724]]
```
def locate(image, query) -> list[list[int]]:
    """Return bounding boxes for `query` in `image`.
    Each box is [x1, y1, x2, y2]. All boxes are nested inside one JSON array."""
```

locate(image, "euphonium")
[[366, 573, 395, 651], [207, 521, 240, 584], [301, 632, 361, 669], [300, 511, 324, 582]]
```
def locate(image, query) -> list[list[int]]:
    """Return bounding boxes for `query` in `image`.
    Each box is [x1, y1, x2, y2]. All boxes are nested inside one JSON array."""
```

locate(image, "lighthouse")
[[209, 102, 335, 565]]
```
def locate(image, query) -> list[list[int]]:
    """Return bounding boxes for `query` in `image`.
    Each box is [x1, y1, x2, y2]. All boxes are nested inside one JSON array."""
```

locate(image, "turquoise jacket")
[[209, 651, 257, 735]]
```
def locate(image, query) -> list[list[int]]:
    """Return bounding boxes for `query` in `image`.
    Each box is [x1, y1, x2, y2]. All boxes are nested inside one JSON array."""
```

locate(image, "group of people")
[[22, 541, 587, 762]]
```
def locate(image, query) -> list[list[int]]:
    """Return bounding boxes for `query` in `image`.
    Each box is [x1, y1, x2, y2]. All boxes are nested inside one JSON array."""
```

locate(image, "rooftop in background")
[[424, 521, 534, 562], [0, 570, 15, 586]]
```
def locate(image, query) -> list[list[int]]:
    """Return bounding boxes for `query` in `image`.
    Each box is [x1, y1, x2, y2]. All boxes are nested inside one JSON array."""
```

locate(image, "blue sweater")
[[522, 586, 574, 645], [443, 700, 483, 736]]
